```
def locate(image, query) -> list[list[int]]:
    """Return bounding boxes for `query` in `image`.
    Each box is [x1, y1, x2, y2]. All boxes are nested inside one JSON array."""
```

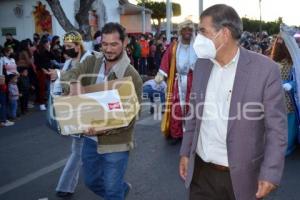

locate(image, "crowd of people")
[[0, 32, 65, 127], [1, 25, 294, 127]]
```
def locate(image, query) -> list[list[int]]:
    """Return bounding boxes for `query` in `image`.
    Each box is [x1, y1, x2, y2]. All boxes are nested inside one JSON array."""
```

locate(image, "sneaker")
[[1, 120, 15, 127], [56, 191, 73, 198], [167, 137, 182, 145], [28, 102, 35, 109], [150, 106, 154, 114], [124, 182, 132, 198], [40, 104, 46, 111]]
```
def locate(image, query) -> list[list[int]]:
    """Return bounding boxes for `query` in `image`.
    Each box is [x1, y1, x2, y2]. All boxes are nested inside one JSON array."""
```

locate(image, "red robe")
[[160, 42, 193, 139]]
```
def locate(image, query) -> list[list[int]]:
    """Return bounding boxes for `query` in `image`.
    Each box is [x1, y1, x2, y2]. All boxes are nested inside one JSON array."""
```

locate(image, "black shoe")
[[167, 137, 182, 145], [150, 106, 154, 114], [56, 191, 73, 198], [161, 106, 165, 114]]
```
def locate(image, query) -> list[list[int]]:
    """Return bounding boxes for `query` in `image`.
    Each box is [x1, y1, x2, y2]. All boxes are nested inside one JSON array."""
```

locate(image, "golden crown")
[[63, 32, 83, 43]]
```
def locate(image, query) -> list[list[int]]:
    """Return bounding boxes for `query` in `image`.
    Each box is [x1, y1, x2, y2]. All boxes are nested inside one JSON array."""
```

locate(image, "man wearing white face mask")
[[156, 20, 198, 144], [179, 4, 287, 200]]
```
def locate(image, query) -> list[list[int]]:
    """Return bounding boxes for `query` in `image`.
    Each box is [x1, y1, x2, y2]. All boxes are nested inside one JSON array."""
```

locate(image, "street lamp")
[[259, 0, 262, 38], [199, 0, 203, 18], [142, 0, 146, 34]]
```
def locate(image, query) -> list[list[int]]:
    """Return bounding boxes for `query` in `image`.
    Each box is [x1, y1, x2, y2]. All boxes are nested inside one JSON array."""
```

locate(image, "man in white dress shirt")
[[179, 4, 287, 200]]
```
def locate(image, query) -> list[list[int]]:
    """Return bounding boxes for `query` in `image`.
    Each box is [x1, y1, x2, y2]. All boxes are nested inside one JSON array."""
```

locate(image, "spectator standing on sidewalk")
[[18, 68, 30, 115], [34, 35, 54, 111], [7, 73, 19, 121], [129, 36, 141, 71], [0, 52, 14, 127], [139, 34, 150, 75]]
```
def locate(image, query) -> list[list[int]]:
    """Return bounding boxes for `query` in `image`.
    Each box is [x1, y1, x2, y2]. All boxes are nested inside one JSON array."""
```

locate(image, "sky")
[[129, 0, 300, 26]]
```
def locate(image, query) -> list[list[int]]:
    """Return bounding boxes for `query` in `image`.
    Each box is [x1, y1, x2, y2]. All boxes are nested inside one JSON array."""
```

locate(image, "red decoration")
[[33, 1, 52, 34]]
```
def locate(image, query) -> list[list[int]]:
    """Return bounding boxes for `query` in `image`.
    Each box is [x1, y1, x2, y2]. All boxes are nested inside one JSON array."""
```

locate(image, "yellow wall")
[[120, 14, 151, 33]]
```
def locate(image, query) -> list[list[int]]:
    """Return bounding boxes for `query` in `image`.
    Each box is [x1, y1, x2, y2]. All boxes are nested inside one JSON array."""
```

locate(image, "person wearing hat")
[[270, 36, 298, 156], [53, 31, 93, 198], [157, 19, 198, 144], [7, 73, 19, 121]]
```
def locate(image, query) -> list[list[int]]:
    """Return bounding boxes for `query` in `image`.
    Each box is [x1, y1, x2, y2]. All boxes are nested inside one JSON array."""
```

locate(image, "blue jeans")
[[0, 91, 7, 122], [143, 85, 166, 104], [9, 99, 17, 119], [46, 79, 50, 101], [82, 138, 129, 200], [286, 112, 297, 155], [56, 137, 84, 193]]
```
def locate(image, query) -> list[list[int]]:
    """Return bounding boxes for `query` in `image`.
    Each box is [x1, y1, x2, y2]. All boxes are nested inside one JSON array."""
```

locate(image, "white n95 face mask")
[[193, 33, 217, 59]]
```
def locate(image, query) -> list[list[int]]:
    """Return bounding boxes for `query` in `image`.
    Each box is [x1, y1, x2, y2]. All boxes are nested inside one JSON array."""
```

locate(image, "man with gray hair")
[[179, 4, 287, 200]]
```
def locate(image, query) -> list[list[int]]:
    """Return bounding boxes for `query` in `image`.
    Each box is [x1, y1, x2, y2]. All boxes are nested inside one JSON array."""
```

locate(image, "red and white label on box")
[[108, 102, 121, 110]]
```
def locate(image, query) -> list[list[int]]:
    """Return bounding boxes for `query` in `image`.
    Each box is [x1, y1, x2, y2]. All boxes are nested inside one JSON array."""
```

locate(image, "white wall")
[[0, 0, 123, 45], [0, 0, 29, 44], [53, 0, 76, 39], [104, 0, 120, 23], [0, 0, 76, 45]]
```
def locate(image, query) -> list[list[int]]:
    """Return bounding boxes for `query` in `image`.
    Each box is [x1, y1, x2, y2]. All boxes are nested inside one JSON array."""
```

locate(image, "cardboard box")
[[53, 77, 140, 135]]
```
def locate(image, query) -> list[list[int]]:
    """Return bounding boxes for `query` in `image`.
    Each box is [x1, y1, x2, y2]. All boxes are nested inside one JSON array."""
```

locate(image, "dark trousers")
[[147, 57, 156, 75], [36, 70, 49, 105], [20, 93, 29, 113], [133, 57, 139, 71], [0, 91, 7, 122], [190, 155, 235, 200], [139, 57, 148, 75]]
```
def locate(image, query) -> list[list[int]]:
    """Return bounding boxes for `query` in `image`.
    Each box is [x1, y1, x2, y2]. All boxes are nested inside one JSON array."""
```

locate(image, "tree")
[[137, 0, 181, 33], [242, 17, 282, 35], [45, 0, 95, 40]]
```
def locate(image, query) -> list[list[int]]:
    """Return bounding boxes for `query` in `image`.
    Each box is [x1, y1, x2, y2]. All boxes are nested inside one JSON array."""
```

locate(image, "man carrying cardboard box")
[[50, 23, 143, 200]]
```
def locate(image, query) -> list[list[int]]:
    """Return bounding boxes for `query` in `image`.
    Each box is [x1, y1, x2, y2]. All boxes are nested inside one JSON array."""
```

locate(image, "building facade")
[[0, 0, 152, 44]]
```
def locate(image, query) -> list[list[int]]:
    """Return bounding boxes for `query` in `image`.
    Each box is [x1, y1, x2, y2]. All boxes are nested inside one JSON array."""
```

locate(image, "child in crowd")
[[7, 73, 19, 120]]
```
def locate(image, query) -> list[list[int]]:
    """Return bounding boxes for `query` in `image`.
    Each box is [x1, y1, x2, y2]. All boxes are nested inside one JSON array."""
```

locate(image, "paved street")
[[0, 106, 300, 200]]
